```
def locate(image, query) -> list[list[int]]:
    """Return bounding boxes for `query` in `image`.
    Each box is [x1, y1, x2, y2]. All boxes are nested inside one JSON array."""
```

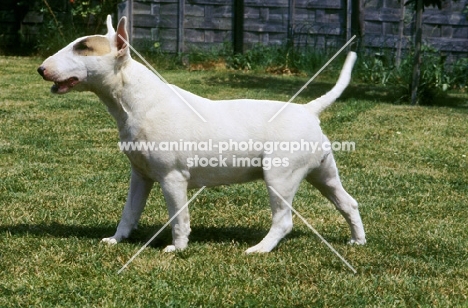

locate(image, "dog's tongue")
[[51, 77, 79, 94]]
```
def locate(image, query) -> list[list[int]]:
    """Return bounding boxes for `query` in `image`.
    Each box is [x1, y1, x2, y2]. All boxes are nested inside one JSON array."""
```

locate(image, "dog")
[[38, 15, 366, 253]]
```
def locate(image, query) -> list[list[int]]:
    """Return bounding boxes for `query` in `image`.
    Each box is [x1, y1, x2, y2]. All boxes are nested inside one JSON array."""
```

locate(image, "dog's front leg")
[[102, 168, 153, 244], [160, 176, 190, 252]]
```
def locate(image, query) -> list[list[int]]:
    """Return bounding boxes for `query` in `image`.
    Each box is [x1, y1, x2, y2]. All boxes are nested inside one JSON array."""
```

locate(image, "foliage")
[[357, 53, 394, 85], [356, 46, 467, 105], [404, 0, 461, 10], [140, 41, 466, 106], [225, 44, 274, 70], [69, 0, 121, 38], [177, 43, 332, 74], [185, 43, 231, 68], [224, 44, 331, 74], [28, 0, 121, 57], [394, 47, 447, 105], [451, 57, 468, 89]]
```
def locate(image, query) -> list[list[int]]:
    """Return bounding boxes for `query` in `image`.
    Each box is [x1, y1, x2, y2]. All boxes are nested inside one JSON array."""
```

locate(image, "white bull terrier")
[[38, 15, 366, 253]]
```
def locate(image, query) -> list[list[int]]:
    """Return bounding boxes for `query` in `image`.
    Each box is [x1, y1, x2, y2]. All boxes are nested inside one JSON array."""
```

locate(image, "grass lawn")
[[0, 56, 467, 307]]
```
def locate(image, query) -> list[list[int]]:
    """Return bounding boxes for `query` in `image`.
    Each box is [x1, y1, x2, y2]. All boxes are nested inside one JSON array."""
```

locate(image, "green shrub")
[[224, 43, 331, 74], [356, 52, 394, 85], [186, 43, 230, 67], [28, 0, 119, 57], [451, 57, 468, 90], [224, 44, 277, 70], [357, 46, 467, 105]]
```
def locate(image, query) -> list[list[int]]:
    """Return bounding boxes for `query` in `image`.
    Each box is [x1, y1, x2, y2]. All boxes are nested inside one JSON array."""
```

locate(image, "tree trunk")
[[351, 0, 364, 51], [287, 0, 295, 48], [411, 0, 423, 105], [233, 0, 244, 54], [177, 0, 185, 53], [396, 0, 406, 67]]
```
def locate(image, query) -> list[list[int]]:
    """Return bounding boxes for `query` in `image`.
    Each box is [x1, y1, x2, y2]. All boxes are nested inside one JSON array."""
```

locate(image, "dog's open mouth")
[[51, 77, 80, 94]]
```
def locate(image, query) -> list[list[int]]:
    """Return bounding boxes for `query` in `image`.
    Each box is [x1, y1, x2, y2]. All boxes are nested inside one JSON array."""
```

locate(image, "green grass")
[[1, 56, 467, 307]]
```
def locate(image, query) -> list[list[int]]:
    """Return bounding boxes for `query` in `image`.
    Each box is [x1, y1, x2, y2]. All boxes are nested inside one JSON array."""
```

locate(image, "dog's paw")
[[348, 238, 366, 245], [163, 244, 191, 252], [245, 238, 280, 253], [245, 243, 271, 254], [101, 237, 118, 245], [163, 245, 176, 252]]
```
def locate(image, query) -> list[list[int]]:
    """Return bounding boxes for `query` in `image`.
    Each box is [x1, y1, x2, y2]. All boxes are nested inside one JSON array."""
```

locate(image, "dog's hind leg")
[[245, 168, 305, 253], [160, 174, 191, 252], [102, 168, 153, 244], [306, 152, 366, 245]]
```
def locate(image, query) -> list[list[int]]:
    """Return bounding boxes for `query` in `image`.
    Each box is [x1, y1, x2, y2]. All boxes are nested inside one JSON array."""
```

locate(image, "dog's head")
[[38, 15, 130, 94]]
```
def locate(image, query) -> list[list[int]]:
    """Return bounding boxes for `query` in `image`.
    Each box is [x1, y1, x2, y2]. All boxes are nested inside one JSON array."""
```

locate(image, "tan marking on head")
[[73, 36, 111, 56]]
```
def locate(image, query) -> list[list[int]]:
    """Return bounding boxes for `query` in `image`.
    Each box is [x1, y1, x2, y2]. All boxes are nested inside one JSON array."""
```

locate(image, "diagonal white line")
[[118, 34, 207, 123], [117, 186, 206, 274], [268, 186, 357, 274], [268, 35, 356, 123]]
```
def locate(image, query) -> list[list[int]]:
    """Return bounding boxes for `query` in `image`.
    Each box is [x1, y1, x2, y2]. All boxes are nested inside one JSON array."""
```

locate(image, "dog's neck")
[[90, 68, 129, 131], [89, 57, 168, 139]]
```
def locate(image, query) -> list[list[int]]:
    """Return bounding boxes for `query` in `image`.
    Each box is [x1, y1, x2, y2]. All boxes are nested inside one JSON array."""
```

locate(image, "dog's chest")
[[118, 123, 177, 181]]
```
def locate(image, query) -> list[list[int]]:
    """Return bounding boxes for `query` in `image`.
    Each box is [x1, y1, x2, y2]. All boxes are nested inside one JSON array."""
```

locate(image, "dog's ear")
[[106, 15, 115, 36], [116, 17, 129, 57]]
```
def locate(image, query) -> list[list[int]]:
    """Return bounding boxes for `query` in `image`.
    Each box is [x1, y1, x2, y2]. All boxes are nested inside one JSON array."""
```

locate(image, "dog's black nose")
[[37, 66, 45, 78]]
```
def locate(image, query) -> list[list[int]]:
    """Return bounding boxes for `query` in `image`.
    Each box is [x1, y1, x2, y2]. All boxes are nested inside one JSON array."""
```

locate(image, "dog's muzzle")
[[37, 66, 46, 78], [37, 66, 80, 94]]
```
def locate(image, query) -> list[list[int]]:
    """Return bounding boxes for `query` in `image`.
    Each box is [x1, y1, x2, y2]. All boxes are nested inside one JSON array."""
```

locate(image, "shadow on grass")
[[343, 84, 468, 108], [133, 226, 347, 249], [0, 222, 315, 248], [0, 222, 116, 240], [203, 73, 468, 108], [203, 73, 337, 101]]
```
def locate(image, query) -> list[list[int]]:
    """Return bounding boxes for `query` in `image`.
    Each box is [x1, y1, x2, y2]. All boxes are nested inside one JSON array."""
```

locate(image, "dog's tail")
[[306, 52, 357, 116]]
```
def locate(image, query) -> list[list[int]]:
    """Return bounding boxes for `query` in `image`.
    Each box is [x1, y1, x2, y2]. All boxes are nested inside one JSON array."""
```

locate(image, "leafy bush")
[[226, 44, 276, 70], [186, 43, 231, 68], [357, 46, 467, 105], [397, 47, 468, 105], [28, 0, 120, 57], [356, 52, 394, 85], [224, 44, 330, 74], [451, 57, 468, 90]]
